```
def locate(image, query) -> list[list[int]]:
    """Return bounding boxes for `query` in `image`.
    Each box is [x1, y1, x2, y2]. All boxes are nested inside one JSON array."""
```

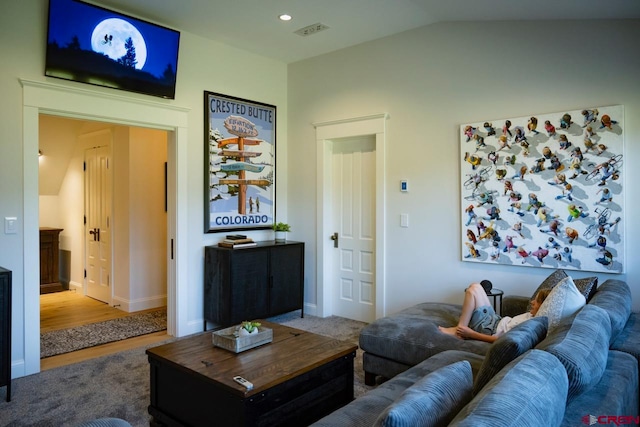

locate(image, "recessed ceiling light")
[[279, 14, 292, 21]]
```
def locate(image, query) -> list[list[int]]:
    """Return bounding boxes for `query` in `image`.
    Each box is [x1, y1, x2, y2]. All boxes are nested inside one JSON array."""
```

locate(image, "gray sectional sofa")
[[311, 274, 639, 427]]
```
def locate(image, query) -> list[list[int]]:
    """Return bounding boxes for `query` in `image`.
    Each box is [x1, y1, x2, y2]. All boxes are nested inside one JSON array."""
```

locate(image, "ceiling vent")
[[294, 23, 330, 37]]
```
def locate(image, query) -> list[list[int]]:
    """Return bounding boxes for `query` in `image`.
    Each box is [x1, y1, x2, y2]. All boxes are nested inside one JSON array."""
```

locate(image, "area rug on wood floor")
[[41, 309, 167, 358], [3, 312, 372, 427]]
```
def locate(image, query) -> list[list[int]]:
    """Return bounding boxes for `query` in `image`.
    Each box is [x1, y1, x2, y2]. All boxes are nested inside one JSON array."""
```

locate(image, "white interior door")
[[331, 136, 376, 322], [84, 142, 112, 304]]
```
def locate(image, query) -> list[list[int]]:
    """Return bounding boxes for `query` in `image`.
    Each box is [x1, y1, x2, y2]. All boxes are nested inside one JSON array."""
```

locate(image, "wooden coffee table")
[[146, 320, 358, 427]]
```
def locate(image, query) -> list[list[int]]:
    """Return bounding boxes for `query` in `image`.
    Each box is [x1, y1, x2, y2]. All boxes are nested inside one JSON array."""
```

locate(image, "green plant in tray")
[[240, 321, 261, 333]]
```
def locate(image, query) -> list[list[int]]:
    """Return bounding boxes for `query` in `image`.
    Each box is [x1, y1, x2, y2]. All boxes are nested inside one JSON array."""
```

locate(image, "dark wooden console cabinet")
[[204, 241, 304, 328], [0, 266, 12, 401], [39, 227, 64, 294]]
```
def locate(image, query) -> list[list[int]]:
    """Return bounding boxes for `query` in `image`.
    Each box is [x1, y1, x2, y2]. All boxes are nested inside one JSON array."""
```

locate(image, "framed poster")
[[204, 91, 276, 233], [460, 105, 624, 273]]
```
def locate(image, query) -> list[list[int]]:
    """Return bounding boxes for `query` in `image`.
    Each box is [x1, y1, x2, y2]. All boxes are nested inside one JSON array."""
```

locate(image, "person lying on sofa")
[[438, 282, 550, 343]]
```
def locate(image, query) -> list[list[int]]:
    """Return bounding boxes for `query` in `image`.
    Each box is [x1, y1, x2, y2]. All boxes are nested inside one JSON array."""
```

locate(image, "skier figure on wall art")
[[581, 109, 599, 127], [527, 117, 540, 134], [464, 125, 477, 142], [567, 204, 589, 222], [558, 135, 572, 150], [544, 120, 556, 137], [560, 113, 573, 129], [514, 127, 527, 145], [516, 246, 531, 264], [487, 151, 499, 165], [532, 247, 549, 264], [584, 126, 597, 141], [539, 219, 561, 236], [599, 114, 618, 130], [565, 227, 579, 244], [503, 235, 516, 253], [484, 122, 496, 136], [503, 120, 513, 139], [497, 135, 512, 151]]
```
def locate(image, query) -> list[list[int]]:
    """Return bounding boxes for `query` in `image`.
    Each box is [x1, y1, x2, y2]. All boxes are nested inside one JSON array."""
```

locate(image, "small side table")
[[486, 288, 504, 315]]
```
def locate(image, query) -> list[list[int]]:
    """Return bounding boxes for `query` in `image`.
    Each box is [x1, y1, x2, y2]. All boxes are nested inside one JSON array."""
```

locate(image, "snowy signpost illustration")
[[204, 92, 275, 232]]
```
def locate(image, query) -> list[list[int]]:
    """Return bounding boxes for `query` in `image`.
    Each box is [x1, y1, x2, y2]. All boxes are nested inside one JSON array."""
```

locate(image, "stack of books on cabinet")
[[218, 235, 257, 249]]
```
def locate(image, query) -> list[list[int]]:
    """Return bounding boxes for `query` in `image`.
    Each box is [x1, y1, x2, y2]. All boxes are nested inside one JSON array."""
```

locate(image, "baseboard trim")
[[304, 302, 318, 317], [111, 295, 167, 313]]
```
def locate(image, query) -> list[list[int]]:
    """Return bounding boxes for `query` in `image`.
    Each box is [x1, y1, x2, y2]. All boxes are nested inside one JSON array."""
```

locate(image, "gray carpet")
[[1, 311, 372, 427], [41, 310, 168, 358]]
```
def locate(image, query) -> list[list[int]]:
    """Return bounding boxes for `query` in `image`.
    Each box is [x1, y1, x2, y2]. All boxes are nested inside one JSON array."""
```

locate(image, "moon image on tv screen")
[[91, 18, 147, 69]]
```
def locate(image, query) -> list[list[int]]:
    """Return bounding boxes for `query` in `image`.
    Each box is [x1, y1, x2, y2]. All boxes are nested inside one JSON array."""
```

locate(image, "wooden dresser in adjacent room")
[[39, 227, 64, 294]]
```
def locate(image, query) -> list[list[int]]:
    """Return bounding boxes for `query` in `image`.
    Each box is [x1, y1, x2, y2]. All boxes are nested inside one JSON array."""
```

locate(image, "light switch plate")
[[400, 214, 409, 228], [4, 217, 17, 234], [400, 180, 408, 192]]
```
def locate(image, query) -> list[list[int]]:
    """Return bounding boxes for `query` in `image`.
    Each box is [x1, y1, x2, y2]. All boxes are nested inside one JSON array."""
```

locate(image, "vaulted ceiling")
[[97, 0, 640, 63]]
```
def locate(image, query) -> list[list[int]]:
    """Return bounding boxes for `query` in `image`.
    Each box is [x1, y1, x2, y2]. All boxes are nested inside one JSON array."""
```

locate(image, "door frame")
[[314, 113, 387, 320], [21, 79, 189, 376]]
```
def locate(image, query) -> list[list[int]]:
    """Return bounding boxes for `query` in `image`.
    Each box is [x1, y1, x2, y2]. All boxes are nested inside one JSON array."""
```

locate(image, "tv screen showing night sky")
[[46, 0, 180, 99]]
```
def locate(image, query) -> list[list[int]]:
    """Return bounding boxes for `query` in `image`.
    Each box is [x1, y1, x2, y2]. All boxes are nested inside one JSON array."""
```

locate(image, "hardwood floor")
[[40, 290, 170, 371]]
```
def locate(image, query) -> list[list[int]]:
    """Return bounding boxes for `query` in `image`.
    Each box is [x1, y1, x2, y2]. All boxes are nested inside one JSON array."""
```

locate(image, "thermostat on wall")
[[400, 180, 408, 192]]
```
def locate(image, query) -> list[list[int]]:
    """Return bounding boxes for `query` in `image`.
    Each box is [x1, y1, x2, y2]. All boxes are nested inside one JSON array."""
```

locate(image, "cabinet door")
[[269, 244, 303, 315], [228, 249, 270, 324], [39, 240, 54, 284], [0, 270, 10, 389]]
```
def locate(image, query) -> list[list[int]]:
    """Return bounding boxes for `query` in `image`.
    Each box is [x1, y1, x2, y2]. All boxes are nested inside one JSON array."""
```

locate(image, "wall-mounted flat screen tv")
[[46, 0, 180, 99]]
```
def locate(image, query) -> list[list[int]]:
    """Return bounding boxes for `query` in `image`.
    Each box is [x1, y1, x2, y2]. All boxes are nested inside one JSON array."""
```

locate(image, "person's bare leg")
[[439, 283, 491, 337]]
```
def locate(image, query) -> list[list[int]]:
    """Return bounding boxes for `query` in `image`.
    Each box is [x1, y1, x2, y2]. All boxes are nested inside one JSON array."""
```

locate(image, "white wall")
[[125, 127, 167, 310], [288, 20, 640, 315], [0, 0, 287, 378]]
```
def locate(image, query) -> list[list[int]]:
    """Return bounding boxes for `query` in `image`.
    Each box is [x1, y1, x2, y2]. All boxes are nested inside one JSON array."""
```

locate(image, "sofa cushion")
[[611, 312, 640, 361], [562, 350, 639, 427], [374, 360, 473, 427], [311, 350, 484, 427], [473, 316, 548, 395], [588, 279, 632, 344], [449, 350, 568, 427], [359, 303, 490, 367], [536, 276, 585, 334], [536, 304, 611, 402]]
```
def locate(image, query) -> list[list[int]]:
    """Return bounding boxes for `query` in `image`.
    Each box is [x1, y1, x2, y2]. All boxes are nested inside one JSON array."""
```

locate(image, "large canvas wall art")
[[460, 105, 624, 273], [204, 91, 276, 233]]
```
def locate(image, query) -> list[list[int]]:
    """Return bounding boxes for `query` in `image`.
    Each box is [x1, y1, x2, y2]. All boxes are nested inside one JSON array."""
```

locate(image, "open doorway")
[[38, 115, 168, 362], [21, 79, 190, 377]]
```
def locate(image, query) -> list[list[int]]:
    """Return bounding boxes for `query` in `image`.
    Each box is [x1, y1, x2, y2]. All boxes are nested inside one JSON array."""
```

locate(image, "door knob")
[[330, 232, 338, 248]]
